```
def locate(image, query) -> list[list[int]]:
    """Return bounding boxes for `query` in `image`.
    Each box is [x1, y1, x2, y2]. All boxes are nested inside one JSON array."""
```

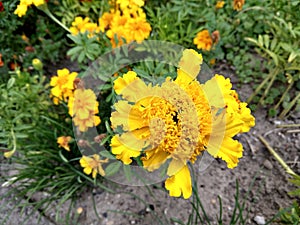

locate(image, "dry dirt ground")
[[0, 62, 300, 225]]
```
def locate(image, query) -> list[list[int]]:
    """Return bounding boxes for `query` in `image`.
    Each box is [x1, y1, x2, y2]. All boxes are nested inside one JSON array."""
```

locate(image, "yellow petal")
[[110, 135, 141, 164], [165, 165, 192, 199], [113, 71, 138, 95], [178, 49, 203, 79], [175, 69, 195, 87], [142, 148, 169, 172], [167, 159, 185, 176], [83, 167, 92, 175], [207, 136, 243, 169], [94, 116, 101, 126], [111, 100, 145, 131]]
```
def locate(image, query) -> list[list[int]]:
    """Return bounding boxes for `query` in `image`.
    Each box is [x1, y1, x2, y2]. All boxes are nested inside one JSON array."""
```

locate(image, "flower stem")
[[38, 4, 70, 33], [258, 135, 297, 176]]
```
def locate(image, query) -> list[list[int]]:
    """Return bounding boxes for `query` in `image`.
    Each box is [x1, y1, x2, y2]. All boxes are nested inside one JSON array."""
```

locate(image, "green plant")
[[245, 1, 300, 117], [0, 68, 113, 224]]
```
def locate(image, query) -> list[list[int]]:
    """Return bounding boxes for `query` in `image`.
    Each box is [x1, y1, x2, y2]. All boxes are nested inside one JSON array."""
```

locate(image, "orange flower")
[[57, 136, 72, 151], [233, 0, 245, 11], [0, 54, 4, 67], [193, 30, 213, 51]]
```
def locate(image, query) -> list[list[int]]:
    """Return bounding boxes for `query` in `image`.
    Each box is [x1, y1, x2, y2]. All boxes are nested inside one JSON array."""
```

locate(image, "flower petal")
[[165, 164, 192, 199], [142, 148, 169, 172]]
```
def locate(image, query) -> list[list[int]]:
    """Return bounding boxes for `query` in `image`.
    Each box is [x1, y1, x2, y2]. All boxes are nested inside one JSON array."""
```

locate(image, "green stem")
[[247, 67, 280, 103], [274, 80, 294, 110], [276, 123, 300, 128], [258, 135, 297, 176], [279, 91, 300, 119], [38, 4, 70, 33], [258, 68, 278, 105]]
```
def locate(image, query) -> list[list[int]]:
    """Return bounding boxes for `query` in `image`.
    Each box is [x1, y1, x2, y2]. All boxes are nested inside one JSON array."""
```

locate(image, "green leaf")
[[270, 38, 278, 51], [265, 49, 279, 66], [263, 35, 270, 49], [288, 51, 299, 63], [67, 46, 83, 57], [99, 150, 116, 160], [7, 77, 15, 89], [258, 35, 264, 47], [123, 164, 132, 182], [280, 43, 293, 52], [105, 161, 121, 177]]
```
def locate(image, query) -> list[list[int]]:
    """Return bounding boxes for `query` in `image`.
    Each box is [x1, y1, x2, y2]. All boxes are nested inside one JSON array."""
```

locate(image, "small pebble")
[[263, 160, 273, 170], [254, 215, 266, 225]]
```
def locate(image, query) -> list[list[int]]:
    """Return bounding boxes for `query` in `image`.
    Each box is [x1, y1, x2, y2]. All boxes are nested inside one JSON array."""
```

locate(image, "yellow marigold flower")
[[14, 3, 28, 17], [80, 154, 109, 178], [14, 0, 45, 17], [193, 30, 213, 51], [68, 89, 101, 132], [50, 68, 77, 104], [57, 136, 72, 151], [32, 0, 44, 6], [216, 1, 225, 9], [70, 16, 99, 37], [233, 0, 245, 11], [125, 17, 151, 43], [110, 49, 255, 199], [99, 11, 114, 32], [117, 0, 144, 10]]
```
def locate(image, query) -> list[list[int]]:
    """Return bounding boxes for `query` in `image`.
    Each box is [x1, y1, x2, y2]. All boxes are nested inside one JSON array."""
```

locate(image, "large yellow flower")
[[110, 49, 255, 199], [68, 89, 101, 132]]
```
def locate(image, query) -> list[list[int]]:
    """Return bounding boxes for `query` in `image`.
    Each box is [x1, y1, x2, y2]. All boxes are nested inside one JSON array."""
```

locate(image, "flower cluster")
[[69, 0, 151, 47], [14, 0, 45, 17], [193, 29, 220, 51], [110, 49, 255, 199], [99, 0, 151, 47]]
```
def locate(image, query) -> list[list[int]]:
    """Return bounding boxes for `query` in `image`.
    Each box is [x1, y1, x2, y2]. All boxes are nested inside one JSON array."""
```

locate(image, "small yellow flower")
[[68, 89, 101, 132], [14, 0, 45, 17], [14, 3, 28, 17], [70, 16, 100, 37], [193, 30, 213, 51], [233, 0, 245, 11], [50, 68, 77, 104], [216, 1, 225, 9], [79, 154, 109, 178], [57, 136, 72, 151]]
